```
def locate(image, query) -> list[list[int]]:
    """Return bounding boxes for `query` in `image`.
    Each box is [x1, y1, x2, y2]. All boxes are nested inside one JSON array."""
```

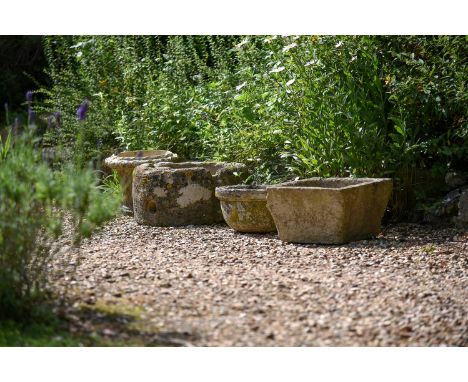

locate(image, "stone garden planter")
[[133, 161, 248, 226], [104, 150, 178, 214], [215, 185, 276, 233], [266, 177, 392, 244]]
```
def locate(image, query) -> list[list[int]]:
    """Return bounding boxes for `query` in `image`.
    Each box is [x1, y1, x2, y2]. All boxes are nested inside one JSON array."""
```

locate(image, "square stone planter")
[[266, 178, 392, 244]]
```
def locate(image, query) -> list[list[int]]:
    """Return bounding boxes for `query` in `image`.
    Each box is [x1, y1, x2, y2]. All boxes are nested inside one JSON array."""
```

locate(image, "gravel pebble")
[[51, 217, 468, 346]]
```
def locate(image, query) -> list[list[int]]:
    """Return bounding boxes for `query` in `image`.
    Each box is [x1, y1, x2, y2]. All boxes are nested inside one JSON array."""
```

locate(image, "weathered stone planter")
[[266, 178, 392, 244], [104, 150, 178, 214], [215, 185, 276, 233], [133, 161, 248, 226]]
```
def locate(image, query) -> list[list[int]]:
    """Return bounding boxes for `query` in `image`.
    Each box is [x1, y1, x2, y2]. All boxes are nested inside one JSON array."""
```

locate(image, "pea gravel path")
[[51, 216, 468, 346]]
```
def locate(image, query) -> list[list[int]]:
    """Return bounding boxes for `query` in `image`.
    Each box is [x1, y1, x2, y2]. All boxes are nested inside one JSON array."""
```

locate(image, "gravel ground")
[[51, 216, 468, 346]]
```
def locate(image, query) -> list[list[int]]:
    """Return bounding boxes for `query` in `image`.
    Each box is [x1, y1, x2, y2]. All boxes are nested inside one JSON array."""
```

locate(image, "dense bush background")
[[26, 35, 468, 219]]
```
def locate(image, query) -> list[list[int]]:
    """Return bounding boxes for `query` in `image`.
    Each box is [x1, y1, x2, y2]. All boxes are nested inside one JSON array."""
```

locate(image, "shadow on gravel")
[[247, 223, 467, 250], [54, 300, 197, 346], [0, 296, 197, 346]]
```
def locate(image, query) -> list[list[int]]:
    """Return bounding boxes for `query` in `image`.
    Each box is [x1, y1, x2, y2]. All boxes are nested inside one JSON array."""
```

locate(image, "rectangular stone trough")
[[266, 178, 392, 244]]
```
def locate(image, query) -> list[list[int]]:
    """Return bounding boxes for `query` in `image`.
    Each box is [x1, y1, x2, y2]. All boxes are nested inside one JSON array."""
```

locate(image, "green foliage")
[[0, 319, 82, 346], [41, 35, 468, 218], [0, 132, 121, 321], [0, 299, 146, 346], [375, 36, 468, 216], [0, 128, 12, 160]]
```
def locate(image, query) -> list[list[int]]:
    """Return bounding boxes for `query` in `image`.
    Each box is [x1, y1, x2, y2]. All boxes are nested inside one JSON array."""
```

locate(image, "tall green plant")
[[0, 131, 121, 320]]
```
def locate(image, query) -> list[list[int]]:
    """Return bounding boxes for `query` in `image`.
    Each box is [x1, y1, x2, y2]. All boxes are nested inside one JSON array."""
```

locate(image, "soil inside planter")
[[215, 184, 268, 201], [155, 161, 246, 179], [115, 150, 173, 159], [277, 177, 384, 189]]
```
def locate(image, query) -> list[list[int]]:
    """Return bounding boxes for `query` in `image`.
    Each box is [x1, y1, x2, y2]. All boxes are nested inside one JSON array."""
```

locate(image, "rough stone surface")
[[266, 178, 393, 244], [215, 185, 276, 233], [51, 217, 468, 346], [445, 171, 467, 189], [424, 188, 463, 223], [104, 150, 178, 213], [133, 165, 217, 226], [454, 190, 468, 226], [154, 161, 248, 188], [133, 161, 248, 226]]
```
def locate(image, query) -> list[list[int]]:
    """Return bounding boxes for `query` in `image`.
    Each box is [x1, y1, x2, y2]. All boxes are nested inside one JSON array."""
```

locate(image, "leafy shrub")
[[0, 131, 121, 320], [40, 35, 467, 218], [374, 36, 468, 216]]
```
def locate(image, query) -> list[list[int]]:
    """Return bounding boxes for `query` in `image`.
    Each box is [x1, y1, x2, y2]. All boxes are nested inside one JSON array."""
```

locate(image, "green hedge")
[[40, 35, 468, 219]]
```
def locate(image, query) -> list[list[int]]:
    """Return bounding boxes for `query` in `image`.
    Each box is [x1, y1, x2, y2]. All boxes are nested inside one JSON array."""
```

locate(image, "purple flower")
[[28, 106, 36, 125], [26, 90, 33, 103], [47, 115, 53, 128], [136, 151, 144, 159], [54, 111, 62, 128], [76, 99, 90, 121]]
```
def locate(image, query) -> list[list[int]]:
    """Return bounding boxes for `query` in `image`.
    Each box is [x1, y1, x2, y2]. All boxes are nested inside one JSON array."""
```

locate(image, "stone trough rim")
[[154, 161, 247, 177], [137, 164, 213, 176], [266, 177, 393, 192], [215, 184, 268, 202], [104, 150, 177, 169]]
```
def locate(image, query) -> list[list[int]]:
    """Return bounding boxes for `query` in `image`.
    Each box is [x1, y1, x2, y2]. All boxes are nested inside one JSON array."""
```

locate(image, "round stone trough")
[[104, 150, 178, 214], [215, 185, 276, 233], [133, 161, 248, 226]]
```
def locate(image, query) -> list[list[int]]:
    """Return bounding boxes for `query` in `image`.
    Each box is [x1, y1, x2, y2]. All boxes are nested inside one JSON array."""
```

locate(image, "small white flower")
[[236, 82, 247, 91], [282, 43, 297, 52], [286, 78, 295, 86], [264, 36, 278, 44], [270, 66, 285, 73], [236, 38, 249, 48], [335, 41, 343, 48], [305, 59, 317, 67]]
